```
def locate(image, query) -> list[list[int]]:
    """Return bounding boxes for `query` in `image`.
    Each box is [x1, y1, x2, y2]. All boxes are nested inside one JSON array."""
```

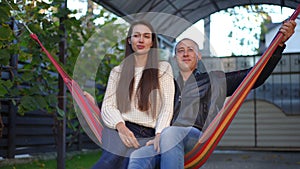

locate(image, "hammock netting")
[[27, 5, 300, 169]]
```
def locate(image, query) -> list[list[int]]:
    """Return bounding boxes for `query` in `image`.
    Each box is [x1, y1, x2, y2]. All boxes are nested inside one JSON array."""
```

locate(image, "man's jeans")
[[128, 126, 202, 169]]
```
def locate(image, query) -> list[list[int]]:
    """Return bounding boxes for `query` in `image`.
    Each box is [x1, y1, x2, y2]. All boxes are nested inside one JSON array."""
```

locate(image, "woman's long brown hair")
[[116, 20, 160, 118]]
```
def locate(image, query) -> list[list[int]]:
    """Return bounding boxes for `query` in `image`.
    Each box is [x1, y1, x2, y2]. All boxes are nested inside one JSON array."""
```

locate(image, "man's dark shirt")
[[171, 46, 285, 131]]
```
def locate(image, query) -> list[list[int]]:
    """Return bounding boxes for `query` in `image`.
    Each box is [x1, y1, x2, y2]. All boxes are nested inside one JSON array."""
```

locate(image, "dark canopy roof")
[[94, 0, 300, 39]]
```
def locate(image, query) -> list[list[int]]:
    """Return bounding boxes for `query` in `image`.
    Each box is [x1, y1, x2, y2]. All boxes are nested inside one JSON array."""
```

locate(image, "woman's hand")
[[116, 122, 140, 148], [146, 133, 161, 153], [83, 91, 96, 104]]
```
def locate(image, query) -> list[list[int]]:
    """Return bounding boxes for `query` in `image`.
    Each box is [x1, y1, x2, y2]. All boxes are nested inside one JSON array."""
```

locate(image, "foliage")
[[0, 0, 125, 138], [224, 5, 272, 56]]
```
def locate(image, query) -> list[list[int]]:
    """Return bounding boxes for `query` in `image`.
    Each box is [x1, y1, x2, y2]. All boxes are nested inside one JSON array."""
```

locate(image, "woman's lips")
[[137, 45, 145, 49]]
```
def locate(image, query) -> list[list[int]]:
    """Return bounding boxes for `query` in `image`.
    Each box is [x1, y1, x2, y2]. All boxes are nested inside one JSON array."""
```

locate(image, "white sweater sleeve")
[[101, 66, 124, 129], [155, 62, 175, 134]]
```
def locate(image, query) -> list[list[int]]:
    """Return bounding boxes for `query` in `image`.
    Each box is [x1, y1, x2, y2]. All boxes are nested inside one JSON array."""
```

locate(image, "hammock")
[[184, 5, 300, 169], [29, 34, 103, 144], [3, 0, 105, 144], [25, 4, 299, 169]]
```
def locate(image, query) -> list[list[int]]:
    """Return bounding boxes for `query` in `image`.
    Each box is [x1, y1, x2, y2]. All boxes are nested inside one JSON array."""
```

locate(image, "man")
[[128, 20, 296, 169]]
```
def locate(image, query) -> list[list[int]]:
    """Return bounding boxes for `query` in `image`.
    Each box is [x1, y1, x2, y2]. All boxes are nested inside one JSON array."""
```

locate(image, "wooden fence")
[[0, 100, 98, 159]]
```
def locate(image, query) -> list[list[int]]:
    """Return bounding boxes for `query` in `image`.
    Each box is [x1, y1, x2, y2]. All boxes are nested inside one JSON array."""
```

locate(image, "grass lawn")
[[1, 150, 102, 169]]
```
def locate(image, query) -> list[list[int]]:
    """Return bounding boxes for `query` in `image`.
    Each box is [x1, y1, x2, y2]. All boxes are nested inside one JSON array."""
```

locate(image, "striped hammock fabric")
[[184, 5, 300, 169], [30, 34, 103, 144], [29, 5, 300, 169]]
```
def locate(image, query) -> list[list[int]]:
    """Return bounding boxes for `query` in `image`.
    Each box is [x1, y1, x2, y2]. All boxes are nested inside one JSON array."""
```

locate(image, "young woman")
[[91, 20, 175, 169]]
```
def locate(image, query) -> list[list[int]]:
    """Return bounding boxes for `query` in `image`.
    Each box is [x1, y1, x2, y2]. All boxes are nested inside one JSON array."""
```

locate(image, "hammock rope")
[[29, 34, 103, 144], [6, 0, 299, 167], [4, 0, 103, 144]]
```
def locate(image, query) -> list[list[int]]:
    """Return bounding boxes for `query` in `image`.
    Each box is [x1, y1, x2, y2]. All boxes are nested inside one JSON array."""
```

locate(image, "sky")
[[67, 1, 295, 57], [178, 5, 294, 56]]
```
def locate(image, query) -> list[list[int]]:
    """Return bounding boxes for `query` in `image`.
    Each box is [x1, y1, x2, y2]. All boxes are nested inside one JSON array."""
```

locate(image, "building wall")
[[219, 100, 300, 149], [201, 53, 300, 150]]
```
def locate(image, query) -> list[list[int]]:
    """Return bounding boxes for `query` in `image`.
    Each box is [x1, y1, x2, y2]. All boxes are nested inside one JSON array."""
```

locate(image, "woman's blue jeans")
[[91, 122, 155, 169], [128, 126, 202, 169]]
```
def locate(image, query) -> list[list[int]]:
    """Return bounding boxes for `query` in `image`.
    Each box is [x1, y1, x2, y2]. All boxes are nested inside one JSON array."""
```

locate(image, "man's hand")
[[279, 20, 297, 46]]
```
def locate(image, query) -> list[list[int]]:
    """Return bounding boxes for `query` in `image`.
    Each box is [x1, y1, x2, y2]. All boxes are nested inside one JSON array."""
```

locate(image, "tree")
[[224, 5, 273, 56], [0, 0, 126, 157]]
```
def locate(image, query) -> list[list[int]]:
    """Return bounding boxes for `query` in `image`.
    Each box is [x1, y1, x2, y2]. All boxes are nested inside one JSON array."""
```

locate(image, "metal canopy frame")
[[94, 0, 300, 39]]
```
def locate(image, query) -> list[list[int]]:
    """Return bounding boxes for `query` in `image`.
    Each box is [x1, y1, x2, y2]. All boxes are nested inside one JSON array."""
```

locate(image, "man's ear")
[[198, 51, 202, 60]]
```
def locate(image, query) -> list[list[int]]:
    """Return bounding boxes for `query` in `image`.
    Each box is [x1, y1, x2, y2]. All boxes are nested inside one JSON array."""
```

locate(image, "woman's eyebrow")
[[132, 32, 152, 34]]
